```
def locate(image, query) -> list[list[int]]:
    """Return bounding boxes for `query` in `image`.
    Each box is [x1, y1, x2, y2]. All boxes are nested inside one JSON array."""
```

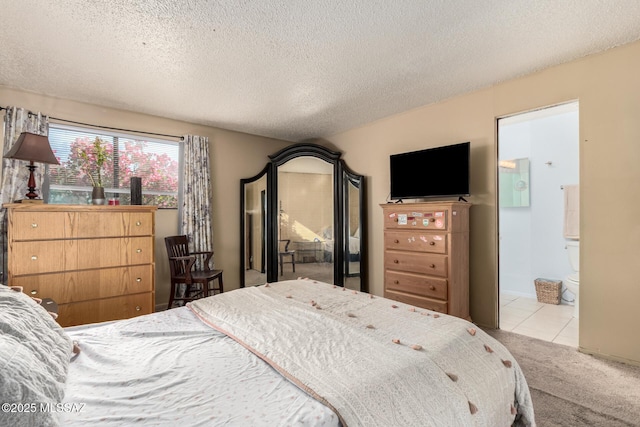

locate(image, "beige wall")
[[0, 86, 290, 307], [328, 40, 640, 365]]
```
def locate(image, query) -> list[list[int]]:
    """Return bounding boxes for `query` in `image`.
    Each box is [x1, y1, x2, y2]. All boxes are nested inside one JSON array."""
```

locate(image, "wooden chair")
[[278, 239, 296, 276], [165, 235, 223, 309]]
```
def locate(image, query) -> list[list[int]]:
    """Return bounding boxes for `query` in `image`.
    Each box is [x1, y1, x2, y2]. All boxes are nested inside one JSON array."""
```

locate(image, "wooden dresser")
[[381, 202, 471, 320], [5, 204, 157, 327]]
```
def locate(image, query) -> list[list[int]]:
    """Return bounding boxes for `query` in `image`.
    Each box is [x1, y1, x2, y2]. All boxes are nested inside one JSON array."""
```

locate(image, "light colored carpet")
[[486, 329, 640, 427]]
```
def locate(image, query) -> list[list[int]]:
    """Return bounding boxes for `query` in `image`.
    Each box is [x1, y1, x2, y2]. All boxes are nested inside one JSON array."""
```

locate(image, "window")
[[47, 124, 180, 208]]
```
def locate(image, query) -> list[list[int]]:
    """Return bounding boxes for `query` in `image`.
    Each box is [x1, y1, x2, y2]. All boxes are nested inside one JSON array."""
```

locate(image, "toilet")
[[565, 240, 580, 318]]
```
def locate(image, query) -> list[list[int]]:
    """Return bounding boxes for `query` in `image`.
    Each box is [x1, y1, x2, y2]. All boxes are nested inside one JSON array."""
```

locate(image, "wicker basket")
[[534, 278, 562, 304]]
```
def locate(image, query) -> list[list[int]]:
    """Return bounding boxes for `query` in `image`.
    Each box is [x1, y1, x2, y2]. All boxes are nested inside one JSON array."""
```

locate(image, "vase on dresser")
[[91, 187, 105, 205]]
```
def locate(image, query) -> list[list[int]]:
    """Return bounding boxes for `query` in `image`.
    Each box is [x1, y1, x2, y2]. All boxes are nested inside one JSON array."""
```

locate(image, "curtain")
[[179, 134, 214, 269], [0, 106, 50, 283]]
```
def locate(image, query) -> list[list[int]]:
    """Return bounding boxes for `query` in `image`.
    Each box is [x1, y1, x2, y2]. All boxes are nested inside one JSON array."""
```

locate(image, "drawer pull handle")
[[429, 264, 435, 268], [135, 306, 141, 311], [136, 221, 142, 226], [136, 249, 142, 253], [429, 285, 436, 291], [31, 255, 38, 261], [31, 223, 38, 228], [136, 277, 142, 282], [429, 241, 435, 246], [30, 290, 38, 295], [394, 239, 399, 243], [394, 280, 399, 284], [393, 259, 399, 264]]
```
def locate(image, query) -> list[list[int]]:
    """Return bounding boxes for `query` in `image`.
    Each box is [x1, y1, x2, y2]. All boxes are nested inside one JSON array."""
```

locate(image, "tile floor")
[[500, 294, 578, 347]]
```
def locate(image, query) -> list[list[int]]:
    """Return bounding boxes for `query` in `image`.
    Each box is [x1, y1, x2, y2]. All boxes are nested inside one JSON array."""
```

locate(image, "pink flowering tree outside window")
[[47, 130, 179, 208]]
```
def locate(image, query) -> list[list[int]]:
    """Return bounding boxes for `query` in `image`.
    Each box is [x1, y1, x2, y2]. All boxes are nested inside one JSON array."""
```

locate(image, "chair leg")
[[168, 282, 176, 309], [279, 254, 284, 276], [200, 282, 208, 298], [207, 275, 224, 296], [291, 254, 295, 273]]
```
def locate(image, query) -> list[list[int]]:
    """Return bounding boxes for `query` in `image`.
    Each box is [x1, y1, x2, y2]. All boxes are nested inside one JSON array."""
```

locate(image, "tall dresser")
[[381, 201, 471, 320], [5, 204, 157, 327]]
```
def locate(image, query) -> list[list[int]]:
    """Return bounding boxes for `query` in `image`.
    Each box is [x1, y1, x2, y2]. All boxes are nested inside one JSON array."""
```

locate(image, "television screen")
[[390, 142, 470, 200]]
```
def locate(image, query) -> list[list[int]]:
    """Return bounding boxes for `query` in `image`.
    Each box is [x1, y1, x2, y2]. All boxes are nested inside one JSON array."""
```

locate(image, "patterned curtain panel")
[[0, 106, 50, 284], [179, 134, 214, 268]]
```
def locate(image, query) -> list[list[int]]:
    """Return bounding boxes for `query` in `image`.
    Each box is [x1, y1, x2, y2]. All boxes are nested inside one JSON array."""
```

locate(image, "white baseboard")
[[155, 303, 168, 312]]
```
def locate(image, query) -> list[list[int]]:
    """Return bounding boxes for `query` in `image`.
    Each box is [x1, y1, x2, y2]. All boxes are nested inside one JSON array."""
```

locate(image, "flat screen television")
[[390, 141, 470, 200]]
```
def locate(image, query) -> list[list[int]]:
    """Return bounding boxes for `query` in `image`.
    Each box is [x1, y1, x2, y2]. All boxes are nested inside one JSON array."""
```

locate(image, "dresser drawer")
[[9, 212, 67, 240], [10, 240, 77, 275], [10, 211, 155, 241], [384, 290, 448, 314], [384, 250, 447, 277], [73, 212, 154, 237], [384, 209, 448, 231], [58, 292, 153, 327], [78, 237, 153, 268], [385, 270, 447, 300], [384, 231, 446, 254], [13, 265, 154, 304], [11, 237, 153, 274]]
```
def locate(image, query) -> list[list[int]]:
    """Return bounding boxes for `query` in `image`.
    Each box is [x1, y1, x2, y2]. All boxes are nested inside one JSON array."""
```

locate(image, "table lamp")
[[3, 131, 60, 202]]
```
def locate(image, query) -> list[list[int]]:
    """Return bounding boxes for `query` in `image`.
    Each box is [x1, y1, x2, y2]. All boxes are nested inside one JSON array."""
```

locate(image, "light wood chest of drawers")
[[5, 204, 157, 327], [381, 202, 471, 320]]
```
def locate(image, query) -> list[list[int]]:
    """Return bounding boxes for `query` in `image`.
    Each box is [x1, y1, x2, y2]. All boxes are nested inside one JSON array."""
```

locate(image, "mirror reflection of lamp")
[[3, 132, 60, 203]]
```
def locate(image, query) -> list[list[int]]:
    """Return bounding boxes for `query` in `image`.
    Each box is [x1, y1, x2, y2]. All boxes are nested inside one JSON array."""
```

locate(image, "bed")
[[1, 280, 535, 426], [317, 227, 361, 263]]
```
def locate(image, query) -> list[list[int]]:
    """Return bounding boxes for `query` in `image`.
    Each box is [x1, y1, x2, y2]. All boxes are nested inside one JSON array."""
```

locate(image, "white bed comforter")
[[59, 306, 338, 426], [190, 279, 535, 427]]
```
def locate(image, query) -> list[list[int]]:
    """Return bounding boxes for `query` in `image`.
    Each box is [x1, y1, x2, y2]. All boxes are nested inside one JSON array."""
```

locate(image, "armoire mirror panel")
[[240, 166, 269, 287], [278, 156, 335, 285], [344, 169, 364, 290], [240, 144, 366, 292]]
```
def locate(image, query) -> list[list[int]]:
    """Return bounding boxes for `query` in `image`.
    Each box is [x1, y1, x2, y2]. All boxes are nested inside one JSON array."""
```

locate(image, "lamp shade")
[[4, 132, 59, 165]]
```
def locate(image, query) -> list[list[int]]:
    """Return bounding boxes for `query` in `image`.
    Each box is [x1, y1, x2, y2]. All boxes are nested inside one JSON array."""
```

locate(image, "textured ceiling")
[[1, 1, 640, 142]]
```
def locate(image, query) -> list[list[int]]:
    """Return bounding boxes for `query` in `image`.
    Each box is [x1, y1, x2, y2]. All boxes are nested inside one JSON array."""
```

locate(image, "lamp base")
[[15, 199, 44, 204]]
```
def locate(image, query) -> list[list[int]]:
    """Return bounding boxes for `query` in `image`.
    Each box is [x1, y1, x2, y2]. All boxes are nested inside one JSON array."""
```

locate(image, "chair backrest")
[[278, 239, 291, 252], [165, 235, 191, 276]]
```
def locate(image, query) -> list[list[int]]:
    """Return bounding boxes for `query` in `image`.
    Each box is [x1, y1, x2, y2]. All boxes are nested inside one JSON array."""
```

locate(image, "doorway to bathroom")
[[497, 101, 579, 347]]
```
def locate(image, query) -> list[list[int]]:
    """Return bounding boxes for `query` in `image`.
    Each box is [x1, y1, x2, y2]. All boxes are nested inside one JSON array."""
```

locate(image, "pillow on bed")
[[0, 285, 73, 427]]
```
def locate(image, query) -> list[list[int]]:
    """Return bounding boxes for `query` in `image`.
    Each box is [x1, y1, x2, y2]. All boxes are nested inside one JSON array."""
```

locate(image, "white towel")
[[563, 184, 580, 239]]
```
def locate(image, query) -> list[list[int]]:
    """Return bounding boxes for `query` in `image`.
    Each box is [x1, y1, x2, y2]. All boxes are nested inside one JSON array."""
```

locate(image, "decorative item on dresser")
[[78, 137, 108, 205], [3, 131, 60, 203], [4, 203, 157, 327], [381, 201, 471, 320]]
